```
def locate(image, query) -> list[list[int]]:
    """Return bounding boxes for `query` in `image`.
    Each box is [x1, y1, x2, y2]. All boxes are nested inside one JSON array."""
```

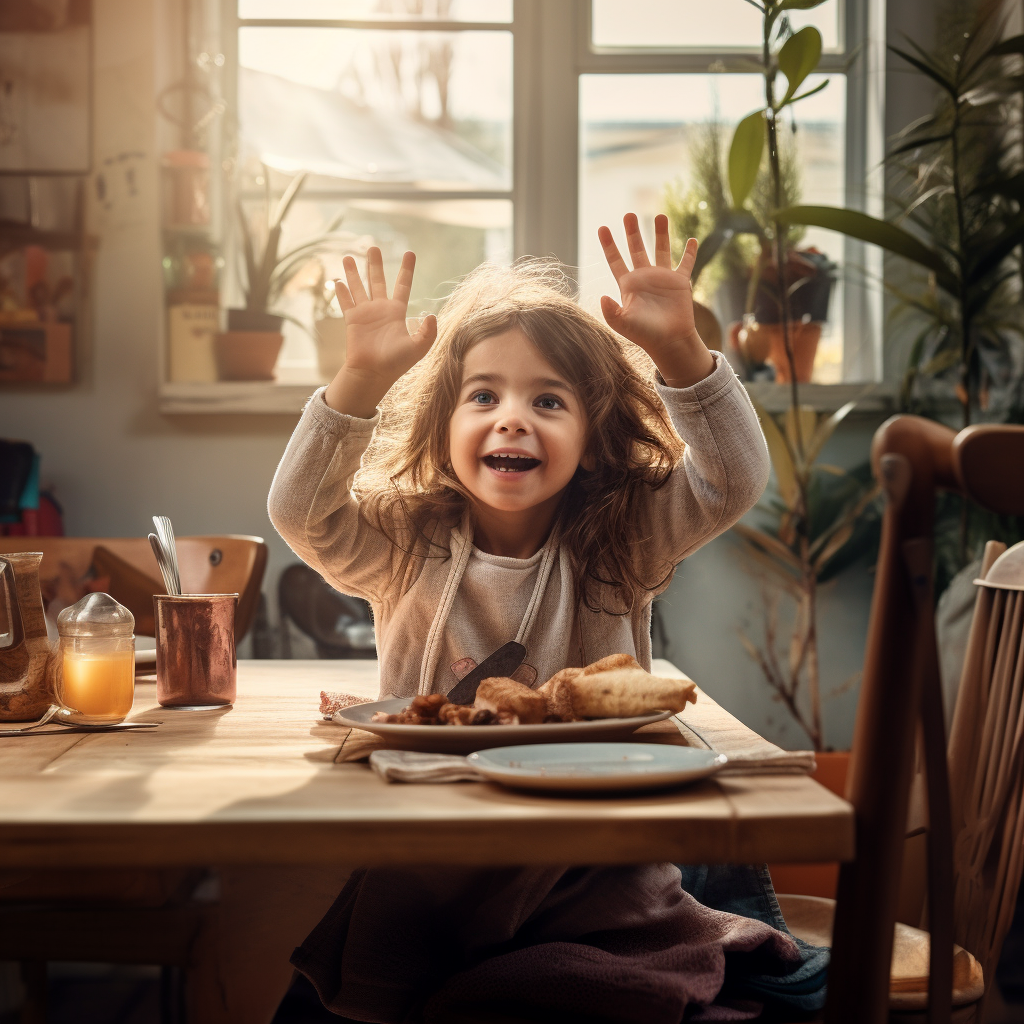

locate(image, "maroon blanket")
[[291, 864, 800, 1023]]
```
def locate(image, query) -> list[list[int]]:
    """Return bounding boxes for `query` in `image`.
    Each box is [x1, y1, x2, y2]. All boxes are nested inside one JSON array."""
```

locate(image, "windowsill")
[[159, 379, 898, 416]]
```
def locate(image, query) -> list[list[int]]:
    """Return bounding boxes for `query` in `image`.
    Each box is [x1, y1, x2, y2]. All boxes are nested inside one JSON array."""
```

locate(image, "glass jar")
[[56, 593, 135, 725]]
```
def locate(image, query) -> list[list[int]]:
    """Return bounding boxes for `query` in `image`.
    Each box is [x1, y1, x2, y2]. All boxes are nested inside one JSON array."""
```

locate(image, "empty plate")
[[467, 742, 728, 792]]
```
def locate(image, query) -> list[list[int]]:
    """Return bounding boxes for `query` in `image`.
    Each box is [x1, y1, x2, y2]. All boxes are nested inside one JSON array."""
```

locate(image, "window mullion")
[[513, 0, 580, 266]]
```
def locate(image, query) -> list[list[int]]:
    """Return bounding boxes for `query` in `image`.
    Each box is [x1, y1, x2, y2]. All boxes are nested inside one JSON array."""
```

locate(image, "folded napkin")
[[369, 749, 484, 783], [319, 686, 816, 777]]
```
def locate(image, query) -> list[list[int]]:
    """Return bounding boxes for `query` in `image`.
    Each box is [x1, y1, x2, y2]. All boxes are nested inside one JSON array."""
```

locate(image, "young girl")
[[268, 215, 816, 1023], [270, 214, 769, 694]]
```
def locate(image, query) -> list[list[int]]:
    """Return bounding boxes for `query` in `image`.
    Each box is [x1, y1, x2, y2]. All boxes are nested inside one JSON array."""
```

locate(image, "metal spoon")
[[152, 517, 182, 595], [0, 703, 61, 734], [149, 533, 179, 596]]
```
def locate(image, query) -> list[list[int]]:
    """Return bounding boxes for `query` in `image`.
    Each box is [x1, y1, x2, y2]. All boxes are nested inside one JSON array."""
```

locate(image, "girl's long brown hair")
[[356, 259, 684, 614]]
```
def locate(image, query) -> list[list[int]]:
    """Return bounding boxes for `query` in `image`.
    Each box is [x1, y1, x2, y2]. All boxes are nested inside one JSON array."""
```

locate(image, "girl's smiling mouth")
[[482, 450, 542, 473]]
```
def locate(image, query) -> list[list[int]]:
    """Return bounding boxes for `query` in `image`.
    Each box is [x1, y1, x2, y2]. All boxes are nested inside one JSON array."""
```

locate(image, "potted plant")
[[216, 170, 353, 381], [666, 116, 836, 382]]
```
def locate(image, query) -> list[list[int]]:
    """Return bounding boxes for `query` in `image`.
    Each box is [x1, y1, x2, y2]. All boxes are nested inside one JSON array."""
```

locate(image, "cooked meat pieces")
[[371, 655, 697, 725], [473, 676, 548, 724]]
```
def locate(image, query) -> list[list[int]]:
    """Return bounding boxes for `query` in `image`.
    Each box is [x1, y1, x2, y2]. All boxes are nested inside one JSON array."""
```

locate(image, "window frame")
[[515, 0, 888, 409]]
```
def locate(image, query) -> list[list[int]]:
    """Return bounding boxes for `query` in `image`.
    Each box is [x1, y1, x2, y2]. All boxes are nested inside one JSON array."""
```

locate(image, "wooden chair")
[[0, 535, 268, 639], [776, 416, 1024, 1024]]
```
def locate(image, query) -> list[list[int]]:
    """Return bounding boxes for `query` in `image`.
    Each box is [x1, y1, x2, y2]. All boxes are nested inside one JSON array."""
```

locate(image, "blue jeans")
[[677, 863, 830, 1016]]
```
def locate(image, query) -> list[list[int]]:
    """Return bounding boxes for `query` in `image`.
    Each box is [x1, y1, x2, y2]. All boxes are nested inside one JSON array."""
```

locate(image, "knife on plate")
[[446, 640, 527, 706]]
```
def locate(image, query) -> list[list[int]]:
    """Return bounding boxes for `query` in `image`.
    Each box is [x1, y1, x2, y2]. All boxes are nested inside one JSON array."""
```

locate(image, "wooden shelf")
[[158, 380, 322, 414]]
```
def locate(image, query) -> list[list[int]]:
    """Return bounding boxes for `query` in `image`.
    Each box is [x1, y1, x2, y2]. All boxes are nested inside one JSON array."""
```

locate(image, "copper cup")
[[154, 594, 237, 707]]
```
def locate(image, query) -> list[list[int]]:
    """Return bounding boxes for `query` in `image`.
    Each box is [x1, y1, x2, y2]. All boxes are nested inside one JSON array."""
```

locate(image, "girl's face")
[[448, 328, 588, 516]]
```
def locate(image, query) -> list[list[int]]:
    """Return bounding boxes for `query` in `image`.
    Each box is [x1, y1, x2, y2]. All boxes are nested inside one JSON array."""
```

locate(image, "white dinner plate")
[[467, 742, 728, 792], [333, 699, 675, 754]]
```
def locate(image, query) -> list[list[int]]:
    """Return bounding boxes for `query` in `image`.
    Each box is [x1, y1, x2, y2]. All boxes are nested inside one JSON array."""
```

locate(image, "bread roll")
[[568, 668, 697, 718], [473, 676, 548, 725]]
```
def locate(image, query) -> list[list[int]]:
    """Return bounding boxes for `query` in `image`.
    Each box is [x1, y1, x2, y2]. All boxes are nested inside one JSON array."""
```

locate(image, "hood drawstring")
[[417, 517, 558, 695]]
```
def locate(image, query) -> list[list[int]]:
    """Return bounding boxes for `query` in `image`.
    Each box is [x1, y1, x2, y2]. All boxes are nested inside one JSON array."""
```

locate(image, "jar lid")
[[57, 592, 135, 637]]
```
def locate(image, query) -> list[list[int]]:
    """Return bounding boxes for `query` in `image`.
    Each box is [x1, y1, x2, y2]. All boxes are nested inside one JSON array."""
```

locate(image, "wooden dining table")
[[0, 658, 854, 1023], [0, 658, 853, 870]]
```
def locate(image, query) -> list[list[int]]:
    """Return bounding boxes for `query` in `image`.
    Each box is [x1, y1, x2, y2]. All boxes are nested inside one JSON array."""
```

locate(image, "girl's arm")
[[597, 215, 770, 582], [268, 249, 435, 603]]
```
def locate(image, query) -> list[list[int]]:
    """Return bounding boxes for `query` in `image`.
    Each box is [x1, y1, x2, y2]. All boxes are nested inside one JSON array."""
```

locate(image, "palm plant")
[[775, 0, 1024, 430]]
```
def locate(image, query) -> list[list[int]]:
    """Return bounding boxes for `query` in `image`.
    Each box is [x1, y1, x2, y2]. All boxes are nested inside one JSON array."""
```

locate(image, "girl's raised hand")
[[325, 247, 437, 416], [598, 213, 714, 389]]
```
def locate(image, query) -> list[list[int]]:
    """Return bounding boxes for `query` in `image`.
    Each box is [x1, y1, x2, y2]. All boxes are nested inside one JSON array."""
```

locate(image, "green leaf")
[[805, 399, 858, 466], [728, 110, 766, 210], [784, 406, 818, 468], [888, 132, 953, 157], [985, 33, 1024, 59], [785, 79, 830, 106], [888, 44, 958, 97], [921, 347, 962, 376], [693, 210, 762, 283], [778, 27, 823, 106], [777, 0, 829, 9], [752, 399, 799, 508], [772, 205, 960, 296], [732, 523, 803, 573], [966, 210, 1024, 285]]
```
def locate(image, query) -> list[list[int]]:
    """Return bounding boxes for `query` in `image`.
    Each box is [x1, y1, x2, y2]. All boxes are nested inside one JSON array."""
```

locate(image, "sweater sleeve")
[[640, 351, 771, 589], [267, 388, 397, 604]]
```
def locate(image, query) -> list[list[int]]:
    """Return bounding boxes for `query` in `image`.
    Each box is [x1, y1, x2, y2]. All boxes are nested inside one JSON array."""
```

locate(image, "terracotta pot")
[[767, 750, 850, 899], [214, 330, 283, 381], [765, 320, 823, 383]]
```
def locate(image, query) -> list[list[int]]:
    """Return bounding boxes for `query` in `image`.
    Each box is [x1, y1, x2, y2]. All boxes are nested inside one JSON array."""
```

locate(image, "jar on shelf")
[[55, 593, 136, 725], [162, 149, 211, 228]]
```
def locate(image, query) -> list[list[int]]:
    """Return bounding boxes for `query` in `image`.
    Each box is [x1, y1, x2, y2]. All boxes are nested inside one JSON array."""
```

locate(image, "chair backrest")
[[0, 536, 268, 640], [947, 538, 1024, 997], [825, 416, 1024, 1024]]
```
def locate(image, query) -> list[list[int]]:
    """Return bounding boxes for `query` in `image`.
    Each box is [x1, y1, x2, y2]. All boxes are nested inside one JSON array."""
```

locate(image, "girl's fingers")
[[413, 312, 438, 350], [654, 214, 672, 269], [597, 225, 629, 285], [392, 251, 416, 307], [343, 255, 369, 303], [599, 294, 623, 327], [334, 278, 356, 312], [623, 213, 651, 269], [366, 247, 388, 301], [675, 237, 699, 279]]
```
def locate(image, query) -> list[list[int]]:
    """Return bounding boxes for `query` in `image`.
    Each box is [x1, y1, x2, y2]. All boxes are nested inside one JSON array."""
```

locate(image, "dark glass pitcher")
[[0, 552, 55, 721]]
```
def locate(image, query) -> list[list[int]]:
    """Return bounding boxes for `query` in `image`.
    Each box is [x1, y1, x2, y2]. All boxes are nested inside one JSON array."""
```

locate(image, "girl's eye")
[[470, 391, 496, 405], [536, 395, 563, 410]]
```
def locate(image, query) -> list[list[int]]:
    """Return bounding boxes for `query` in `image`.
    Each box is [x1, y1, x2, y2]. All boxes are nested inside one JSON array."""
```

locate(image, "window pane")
[[238, 28, 511, 190], [264, 197, 512, 382], [239, 0, 512, 23], [579, 73, 849, 384], [591, 0, 840, 51]]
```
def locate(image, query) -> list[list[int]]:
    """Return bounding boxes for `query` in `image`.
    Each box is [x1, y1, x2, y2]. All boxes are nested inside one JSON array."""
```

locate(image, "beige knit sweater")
[[268, 351, 770, 698]]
